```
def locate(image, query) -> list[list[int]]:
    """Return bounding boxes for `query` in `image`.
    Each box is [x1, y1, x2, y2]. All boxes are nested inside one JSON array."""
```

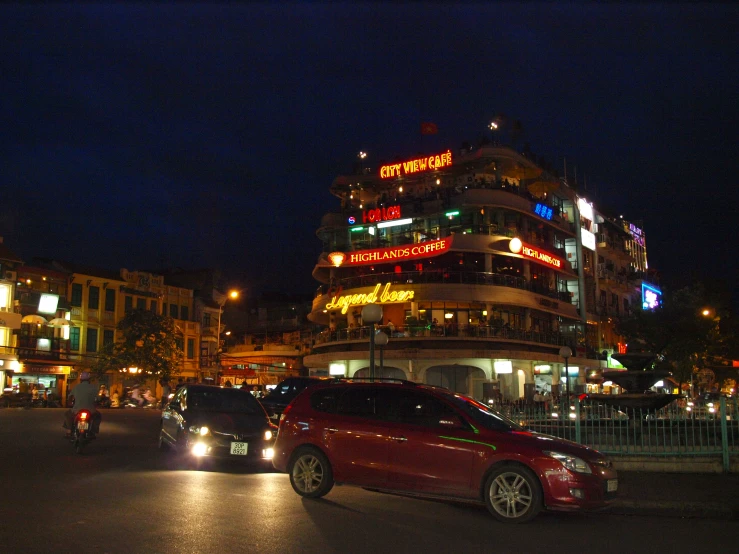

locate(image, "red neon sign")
[[379, 150, 452, 179], [521, 244, 563, 269], [363, 205, 401, 224], [333, 238, 452, 267]]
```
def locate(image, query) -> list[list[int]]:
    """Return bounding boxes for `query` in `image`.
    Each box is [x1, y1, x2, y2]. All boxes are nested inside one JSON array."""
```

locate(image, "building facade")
[[303, 144, 659, 402]]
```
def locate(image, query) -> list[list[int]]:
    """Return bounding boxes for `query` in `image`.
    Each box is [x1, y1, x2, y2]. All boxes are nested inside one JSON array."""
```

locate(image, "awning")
[[21, 314, 48, 325]]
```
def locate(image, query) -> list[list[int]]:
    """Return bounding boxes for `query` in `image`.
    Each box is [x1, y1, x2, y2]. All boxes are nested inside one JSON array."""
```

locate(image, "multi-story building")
[[0, 238, 23, 390], [303, 143, 658, 402], [13, 260, 202, 400]]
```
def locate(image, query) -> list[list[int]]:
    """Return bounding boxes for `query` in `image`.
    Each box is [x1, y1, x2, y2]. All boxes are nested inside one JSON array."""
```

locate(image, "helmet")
[[80, 372, 91, 381]]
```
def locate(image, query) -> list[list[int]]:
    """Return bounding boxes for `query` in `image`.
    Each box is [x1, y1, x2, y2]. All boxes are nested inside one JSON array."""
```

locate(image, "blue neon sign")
[[641, 283, 662, 310], [533, 203, 553, 220]]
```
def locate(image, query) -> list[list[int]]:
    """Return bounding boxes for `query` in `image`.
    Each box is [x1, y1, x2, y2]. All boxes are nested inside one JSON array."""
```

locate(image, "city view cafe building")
[[304, 234, 583, 401]]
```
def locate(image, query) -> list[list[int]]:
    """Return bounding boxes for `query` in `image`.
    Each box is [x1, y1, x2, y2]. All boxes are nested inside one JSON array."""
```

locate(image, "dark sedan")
[[159, 384, 276, 466]]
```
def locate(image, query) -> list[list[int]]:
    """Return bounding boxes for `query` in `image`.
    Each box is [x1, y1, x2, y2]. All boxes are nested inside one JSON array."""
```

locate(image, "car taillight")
[[280, 400, 296, 422], [79, 411, 88, 420]]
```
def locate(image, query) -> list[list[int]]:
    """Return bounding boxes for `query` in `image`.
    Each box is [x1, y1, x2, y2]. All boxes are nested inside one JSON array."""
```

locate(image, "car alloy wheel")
[[289, 447, 334, 498], [484, 465, 542, 523]]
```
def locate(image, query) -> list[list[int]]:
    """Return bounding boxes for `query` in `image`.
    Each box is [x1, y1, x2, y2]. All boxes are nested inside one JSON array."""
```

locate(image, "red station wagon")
[[272, 380, 618, 523]]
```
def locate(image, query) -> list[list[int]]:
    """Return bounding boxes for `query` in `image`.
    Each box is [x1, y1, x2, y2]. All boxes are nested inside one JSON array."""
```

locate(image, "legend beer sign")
[[325, 283, 415, 314], [379, 150, 453, 179]]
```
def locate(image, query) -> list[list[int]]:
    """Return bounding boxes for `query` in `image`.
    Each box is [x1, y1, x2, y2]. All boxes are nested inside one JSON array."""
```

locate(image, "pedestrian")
[[160, 379, 171, 408], [224, 380, 233, 388]]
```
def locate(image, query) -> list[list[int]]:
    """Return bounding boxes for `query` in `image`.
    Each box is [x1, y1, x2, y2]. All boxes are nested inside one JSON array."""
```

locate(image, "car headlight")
[[264, 429, 273, 441], [189, 426, 210, 436], [545, 451, 592, 474]]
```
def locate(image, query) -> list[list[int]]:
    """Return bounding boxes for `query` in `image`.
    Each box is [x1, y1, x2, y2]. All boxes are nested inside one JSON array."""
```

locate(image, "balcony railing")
[[12, 337, 72, 361], [315, 324, 574, 349], [316, 270, 573, 304]]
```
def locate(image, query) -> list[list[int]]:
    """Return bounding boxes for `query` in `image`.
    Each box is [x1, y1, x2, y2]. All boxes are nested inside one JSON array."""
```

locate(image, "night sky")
[[1, 4, 736, 301]]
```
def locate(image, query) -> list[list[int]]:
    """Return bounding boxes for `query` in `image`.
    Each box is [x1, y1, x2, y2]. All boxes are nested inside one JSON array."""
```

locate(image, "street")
[[0, 408, 736, 554]]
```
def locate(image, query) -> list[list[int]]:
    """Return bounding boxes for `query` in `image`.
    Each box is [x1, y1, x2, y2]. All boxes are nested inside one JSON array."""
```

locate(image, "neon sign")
[[629, 223, 645, 247], [363, 205, 401, 224], [379, 150, 452, 179], [332, 238, 451, 267], [325, 283, 415, 314], [533, 203, 553, 220], [509, 239, 563, 270], [642, 283, 662, 310]]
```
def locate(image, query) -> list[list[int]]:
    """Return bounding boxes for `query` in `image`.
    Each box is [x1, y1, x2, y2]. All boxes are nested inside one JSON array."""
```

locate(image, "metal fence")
[[499, 396, 739, 472]]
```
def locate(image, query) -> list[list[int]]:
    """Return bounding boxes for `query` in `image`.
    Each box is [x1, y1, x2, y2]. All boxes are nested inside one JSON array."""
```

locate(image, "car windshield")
[[438, 390, 525, 432], [188, 389, 261, 414]]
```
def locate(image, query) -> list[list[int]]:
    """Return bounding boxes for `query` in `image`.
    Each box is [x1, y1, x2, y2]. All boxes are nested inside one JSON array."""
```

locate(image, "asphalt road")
[[1, 408, 737, 554]]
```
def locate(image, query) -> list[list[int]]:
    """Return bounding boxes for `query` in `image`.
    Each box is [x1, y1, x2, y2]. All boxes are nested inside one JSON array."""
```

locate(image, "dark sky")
[[1, 3, 737, 299]]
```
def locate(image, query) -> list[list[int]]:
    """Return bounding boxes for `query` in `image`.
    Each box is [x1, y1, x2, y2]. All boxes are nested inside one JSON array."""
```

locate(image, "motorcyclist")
[[64, 372, 102, 436]]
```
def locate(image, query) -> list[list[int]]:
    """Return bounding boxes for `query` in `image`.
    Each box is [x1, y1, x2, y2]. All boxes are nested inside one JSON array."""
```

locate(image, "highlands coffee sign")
[[379, 150, 453, 179], [509, 238, 564, 270], [328, 238, 452, 268]]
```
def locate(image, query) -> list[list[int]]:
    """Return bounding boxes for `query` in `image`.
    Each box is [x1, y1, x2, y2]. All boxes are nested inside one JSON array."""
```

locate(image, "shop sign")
[[509, 238, 563, 269], [331, 238, 451, 268], [18, 365, 71, 375], [325, 283, 415, 315], [363, 205, 401, 224], [628, 223, 645, 247], [379, 150, 452, 178]]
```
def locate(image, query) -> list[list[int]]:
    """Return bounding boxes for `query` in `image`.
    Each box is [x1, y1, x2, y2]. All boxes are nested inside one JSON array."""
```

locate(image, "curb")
[[608, 500, 738, 520]]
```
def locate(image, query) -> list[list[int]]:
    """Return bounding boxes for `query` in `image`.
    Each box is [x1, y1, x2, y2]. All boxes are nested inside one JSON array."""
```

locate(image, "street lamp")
[[215, 289, 241, 366], [375, 331, 389, 375], [559, 346, 573, 402], [361, 304, 383, 380]]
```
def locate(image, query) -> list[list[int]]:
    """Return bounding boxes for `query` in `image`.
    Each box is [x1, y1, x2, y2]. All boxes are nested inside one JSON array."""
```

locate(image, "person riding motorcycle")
[[64, 372, 102, 435]]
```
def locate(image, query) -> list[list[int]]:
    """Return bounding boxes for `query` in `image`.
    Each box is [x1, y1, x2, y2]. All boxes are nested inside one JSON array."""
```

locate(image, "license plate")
[[607, 479, 618, 492], [77, 422, 89, 430], [230, 442, 248, 455]]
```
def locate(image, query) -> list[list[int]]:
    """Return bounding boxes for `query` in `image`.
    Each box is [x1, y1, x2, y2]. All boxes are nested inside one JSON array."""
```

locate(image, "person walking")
[[160, 379, 171, 409]]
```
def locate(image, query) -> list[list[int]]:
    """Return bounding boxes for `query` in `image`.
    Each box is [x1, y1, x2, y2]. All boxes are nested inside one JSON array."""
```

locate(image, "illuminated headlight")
[[545, 451, 592, 474], [189, 426, 210, 436], [708, 407, 716, 413], [551, 412, 559, 418], [264, 429, 273, 441], [686, 406, 692, 412], [192, 442, 208, 457], [263, 448, 275, 459], [687, 401, 694, 407], [707, 402, 714, 408], [569, 412, 577, 420]]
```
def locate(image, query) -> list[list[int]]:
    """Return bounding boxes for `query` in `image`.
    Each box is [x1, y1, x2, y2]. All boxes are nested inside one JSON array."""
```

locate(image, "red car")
[[272, 380, 618, 523]]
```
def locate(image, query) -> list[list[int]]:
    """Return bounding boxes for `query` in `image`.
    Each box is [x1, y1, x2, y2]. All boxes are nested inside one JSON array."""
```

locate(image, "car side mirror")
[[438, 415, 464, 428]]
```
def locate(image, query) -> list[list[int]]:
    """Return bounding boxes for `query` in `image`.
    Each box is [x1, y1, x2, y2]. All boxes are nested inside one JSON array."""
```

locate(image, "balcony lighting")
[[350, 227, 365, 232], [377, 218, 412, 229], [445, 211, 460, 217]]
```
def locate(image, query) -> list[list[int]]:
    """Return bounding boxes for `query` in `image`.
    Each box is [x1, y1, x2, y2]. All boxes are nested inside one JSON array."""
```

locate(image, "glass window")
[[376, 389, 458, 427], [124, 296, 133, 313], [88, 286, 100, 310], [336, 387, 376, 417], [149, 300, 158, 312], [136, 298, 146, 310], [169, 304, 179, 319], [70, 283, 83, 307], [69, 327, 80, 351], [86, 328, 98, 353], [162, 303, 167, 315], [181, 306, 189, 321], [187, 338, 195, 359], [310, 387, 346, 413], [188, 389, 261, 413], [103, 329, 114, 346], [104, 289, 116, 311]]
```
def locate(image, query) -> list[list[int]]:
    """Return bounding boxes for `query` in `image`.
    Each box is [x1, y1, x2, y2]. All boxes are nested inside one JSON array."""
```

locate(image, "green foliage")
[[91, 308, 184, 381], [615, 283, 732, 389]]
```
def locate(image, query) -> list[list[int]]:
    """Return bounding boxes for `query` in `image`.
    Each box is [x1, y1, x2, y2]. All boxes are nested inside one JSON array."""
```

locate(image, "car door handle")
[[390, 436, 407, 442], [327, 428, 339, 433]]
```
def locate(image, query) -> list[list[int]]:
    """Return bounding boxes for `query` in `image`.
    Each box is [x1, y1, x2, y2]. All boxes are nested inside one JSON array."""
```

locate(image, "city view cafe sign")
[[379, 150, 453, 179]]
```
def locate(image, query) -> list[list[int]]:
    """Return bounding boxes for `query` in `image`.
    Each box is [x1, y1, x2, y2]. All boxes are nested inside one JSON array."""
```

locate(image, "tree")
[[91, 309, 184, 381], [615, 283, 731, 394]]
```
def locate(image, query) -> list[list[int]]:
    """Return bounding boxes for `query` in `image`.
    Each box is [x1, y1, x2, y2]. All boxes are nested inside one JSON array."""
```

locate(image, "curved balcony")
[[315, 270, 573, 304], [314, 323, 575, 350]]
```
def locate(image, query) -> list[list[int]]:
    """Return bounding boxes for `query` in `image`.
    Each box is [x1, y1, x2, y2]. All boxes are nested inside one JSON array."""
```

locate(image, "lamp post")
[[361, 304, 383, 380], [214, 289, 240, 374], [375, 331, 389, 376], [559, 346, 573, 402]]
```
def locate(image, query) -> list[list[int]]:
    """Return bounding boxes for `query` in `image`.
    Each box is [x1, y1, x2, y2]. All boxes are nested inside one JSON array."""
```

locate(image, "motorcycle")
[[70, 409, 96, 454]]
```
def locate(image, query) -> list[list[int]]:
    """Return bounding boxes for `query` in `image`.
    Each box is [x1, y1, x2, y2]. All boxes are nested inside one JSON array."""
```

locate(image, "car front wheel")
[[288, 447, 334, 498], [484, 465, 542, 523]]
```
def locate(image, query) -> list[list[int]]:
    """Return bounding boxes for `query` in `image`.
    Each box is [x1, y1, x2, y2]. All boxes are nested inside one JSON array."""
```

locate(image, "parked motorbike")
[[69, 409, 95, 454]]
